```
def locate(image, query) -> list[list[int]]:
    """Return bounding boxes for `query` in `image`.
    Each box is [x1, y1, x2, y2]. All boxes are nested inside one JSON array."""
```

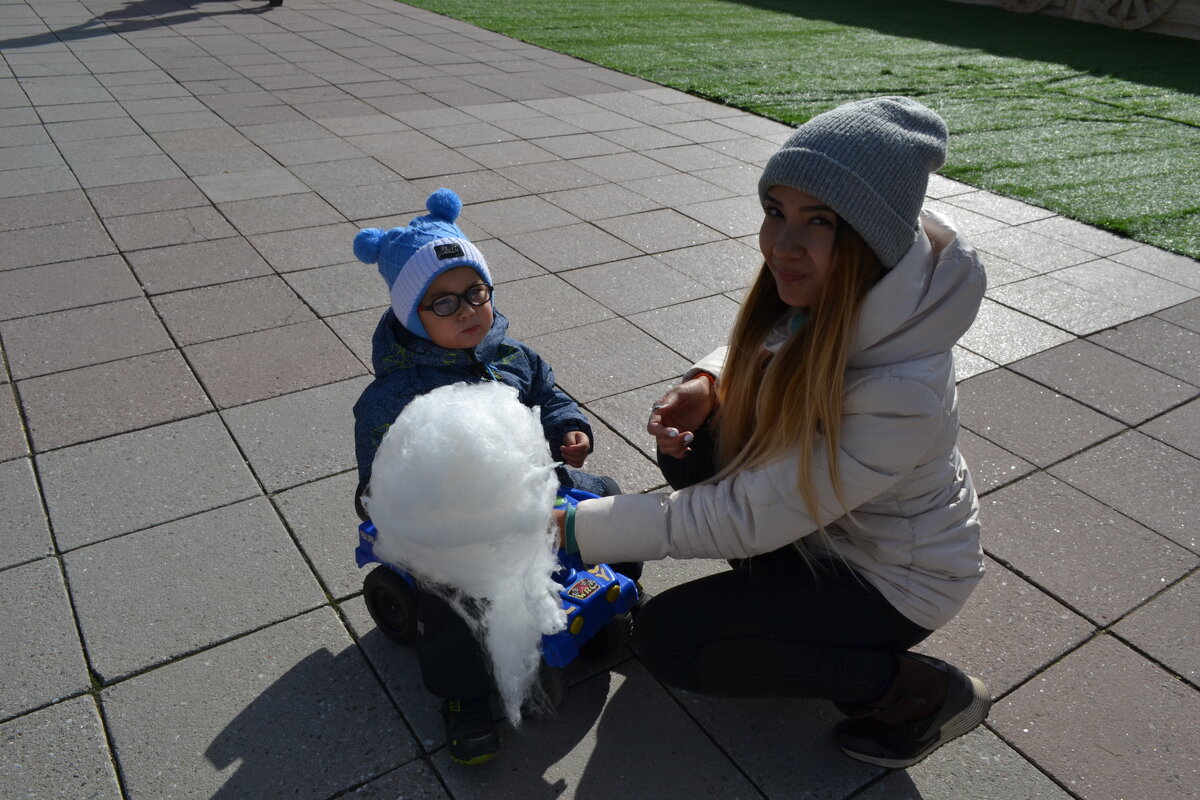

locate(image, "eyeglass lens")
[[429, 284, 492, 317]]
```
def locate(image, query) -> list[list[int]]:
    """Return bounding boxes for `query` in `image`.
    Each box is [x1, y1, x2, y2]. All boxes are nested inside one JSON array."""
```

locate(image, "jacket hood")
[[369, 307, 510, 378], [847, 208, 986, 369]]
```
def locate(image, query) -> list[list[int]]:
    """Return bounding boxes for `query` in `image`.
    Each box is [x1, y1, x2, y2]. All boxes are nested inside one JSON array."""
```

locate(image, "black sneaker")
[[834, 661, 990, 768], [442, 698, 499, 765]]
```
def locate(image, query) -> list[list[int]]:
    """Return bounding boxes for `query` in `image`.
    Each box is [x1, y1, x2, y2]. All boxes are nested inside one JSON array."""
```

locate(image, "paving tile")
[[0, 558, 90, 722], [645, 142, 744, 173], [466, 194, 581, 237], [1008, 339, 1197, 426], [1056, 258, 1197, 316], [987, 274, 1150, 335], [19, 350, 211, 452], [917, 557, 1093, 698], [152, 275, 314, 346], [222, 376, 368, 492], [667, 690, 880, 799], [1157, 296, 1200, 334], [248, 221, 360, 273], [0, 696, 122, 800], [620, 172, 731, 208], [0, 254, 141, 321], [957, 369, 1124, 468], [496, 158, 609, 194], [0, 457, 51, 569], [441, 661, 762, 799], [490, 274, 613, 341], [955, 427, 1035, 496], [1049, 430, 1200, 554], [192, 165, 309, 203], [525, 318, 692, 403], [653, 237, 763, 293], [274, 470, 362, 600], [169, 144, 279, 177], [1089, 316, 1200, 386], [563, 255, 712, 316], [980, 472, 1197, 625], [923, 198, 1010, 239], [0, 217, 116, 271], [574, 152, 680, 186], [321, 179, 429, 221], [968, 225, 1096, 275], [680, 195, 767, 238], [978, 250, 1037, 287], [104, 205, 237, 251], [0, 188, 92, 232], [127, 236, 273, 294], [1109, 243, 1200, 291], [0, 381, 28, 462], [338, 595, 443, 748], [503, 222, 642, 274], [991, 634, 1200, 800], [857, 727, 1074, 800], [101, 608, 417, 799], [85, 175, 209, 218], [216, 191, 346, 236], [69, 153, 184, 189], [941, 190, 1054, 226], [1023, 215, 1141, 258], [953, 346, 998, 382], [1, 298, 173, 380], [276, 261, 380, 318], [594, 208, 726, 255], [959, 299, 1075, 365], [186, 319, 365, 409], [65, 498, 325, 682], [471, 235, 545, 283], [0, 163, 80, 200], [1139, 397, 1200, 457], [627, 294, 740, 362], [542, 182, 660, 222], [290, 156, 405, 194], [326, 308, 380, 369], [1115, 569, 1200, 688], [38, 414, 259, 551]]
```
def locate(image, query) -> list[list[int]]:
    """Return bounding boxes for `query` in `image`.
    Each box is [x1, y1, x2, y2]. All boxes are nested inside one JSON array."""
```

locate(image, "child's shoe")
[[442, 697, 499, 765]]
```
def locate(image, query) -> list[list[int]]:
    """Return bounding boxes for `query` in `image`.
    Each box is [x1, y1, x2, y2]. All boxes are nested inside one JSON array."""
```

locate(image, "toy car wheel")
[[363, 565, 419, 644], [579, 612, 633, 661]]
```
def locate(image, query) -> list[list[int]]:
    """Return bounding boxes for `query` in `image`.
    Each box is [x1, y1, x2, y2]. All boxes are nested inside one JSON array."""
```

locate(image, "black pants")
[[642, 426, 930, 703]]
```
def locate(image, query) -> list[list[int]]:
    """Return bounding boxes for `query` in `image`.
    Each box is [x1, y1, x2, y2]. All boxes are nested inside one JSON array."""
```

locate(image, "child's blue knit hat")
[[353, 188, 492, 339]]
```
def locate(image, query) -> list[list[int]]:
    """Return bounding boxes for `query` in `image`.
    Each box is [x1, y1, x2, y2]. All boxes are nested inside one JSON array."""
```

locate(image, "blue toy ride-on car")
[[355, 488, 640, 691]]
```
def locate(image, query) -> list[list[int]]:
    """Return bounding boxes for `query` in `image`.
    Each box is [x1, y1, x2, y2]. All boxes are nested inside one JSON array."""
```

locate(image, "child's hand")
[[560, 431, 590, 468]]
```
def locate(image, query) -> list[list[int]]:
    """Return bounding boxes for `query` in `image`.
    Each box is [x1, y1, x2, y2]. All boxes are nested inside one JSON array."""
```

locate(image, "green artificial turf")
[[400, 0, 1200, 259]]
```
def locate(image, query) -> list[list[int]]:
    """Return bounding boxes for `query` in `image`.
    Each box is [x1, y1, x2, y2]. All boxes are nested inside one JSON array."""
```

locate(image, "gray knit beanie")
[[758, 96, 947, 268]]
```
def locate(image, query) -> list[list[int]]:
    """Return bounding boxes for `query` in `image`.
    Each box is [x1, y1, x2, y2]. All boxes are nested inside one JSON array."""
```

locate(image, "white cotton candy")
[[363, 381, 565, 725]]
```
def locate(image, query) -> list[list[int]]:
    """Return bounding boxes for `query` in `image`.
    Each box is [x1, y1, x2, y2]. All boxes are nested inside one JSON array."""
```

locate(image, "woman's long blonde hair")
[[712, 221, 884, 527]]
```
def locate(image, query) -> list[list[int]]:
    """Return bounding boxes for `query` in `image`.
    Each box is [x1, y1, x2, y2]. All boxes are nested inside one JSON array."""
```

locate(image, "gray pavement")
[[1, 0, 1198, 798]]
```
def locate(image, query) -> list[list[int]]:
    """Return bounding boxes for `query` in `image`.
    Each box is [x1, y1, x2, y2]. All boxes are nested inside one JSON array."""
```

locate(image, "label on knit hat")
[[434, 242, 464, 260]]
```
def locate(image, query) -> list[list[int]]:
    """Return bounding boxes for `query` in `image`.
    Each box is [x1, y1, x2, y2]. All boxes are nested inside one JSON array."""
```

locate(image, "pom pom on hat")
[[352, 188, 492, 340], [758, 96, 947, 268]]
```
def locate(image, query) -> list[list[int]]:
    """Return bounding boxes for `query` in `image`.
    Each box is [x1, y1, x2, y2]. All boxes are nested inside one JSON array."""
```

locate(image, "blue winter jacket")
[[352, 308, 593, 503]]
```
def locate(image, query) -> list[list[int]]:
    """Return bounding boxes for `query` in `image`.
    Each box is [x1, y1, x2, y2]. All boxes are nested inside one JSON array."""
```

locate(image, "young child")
[[352, 188, 630, 765]]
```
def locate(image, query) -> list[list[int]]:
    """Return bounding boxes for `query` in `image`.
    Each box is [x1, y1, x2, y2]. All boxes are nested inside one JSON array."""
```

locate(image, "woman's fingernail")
[[666, 428, 679, 438], [683, 433, 694, 444]]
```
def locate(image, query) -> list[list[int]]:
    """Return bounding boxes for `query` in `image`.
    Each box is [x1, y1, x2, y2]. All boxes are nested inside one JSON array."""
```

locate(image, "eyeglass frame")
[[418, 282, 494, 317]]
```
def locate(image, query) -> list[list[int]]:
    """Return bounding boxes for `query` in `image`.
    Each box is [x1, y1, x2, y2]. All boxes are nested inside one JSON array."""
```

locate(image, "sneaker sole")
[[451, 751, 498, 766], [839, 676, 991, 769]]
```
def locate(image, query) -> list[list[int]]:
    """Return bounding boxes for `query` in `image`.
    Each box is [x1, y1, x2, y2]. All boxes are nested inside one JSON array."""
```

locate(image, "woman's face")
[[759, 185, 838, 309], [417, 265, 494, 350]]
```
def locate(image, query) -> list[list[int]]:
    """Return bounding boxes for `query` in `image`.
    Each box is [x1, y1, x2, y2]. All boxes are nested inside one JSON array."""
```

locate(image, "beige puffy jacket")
[[576, 209, 987, 630]]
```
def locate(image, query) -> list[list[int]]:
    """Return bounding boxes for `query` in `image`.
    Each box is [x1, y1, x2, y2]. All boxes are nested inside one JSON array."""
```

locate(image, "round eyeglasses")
[[419, 283, 493, 317]]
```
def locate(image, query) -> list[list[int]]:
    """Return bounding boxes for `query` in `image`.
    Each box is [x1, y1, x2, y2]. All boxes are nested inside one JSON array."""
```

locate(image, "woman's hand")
[[648, 375, 717, 459], [559, 430, 590, 468]]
